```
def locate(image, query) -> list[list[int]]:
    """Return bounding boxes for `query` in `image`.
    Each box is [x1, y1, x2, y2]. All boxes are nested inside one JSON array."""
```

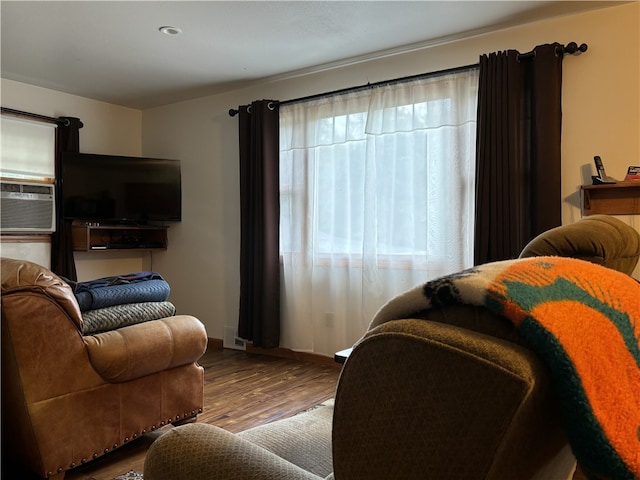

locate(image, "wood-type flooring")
[[4, 348, 341, 480]]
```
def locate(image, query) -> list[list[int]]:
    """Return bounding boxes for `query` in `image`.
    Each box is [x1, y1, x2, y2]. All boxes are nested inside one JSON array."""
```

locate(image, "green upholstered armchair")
[[144, 215, 640, 480]]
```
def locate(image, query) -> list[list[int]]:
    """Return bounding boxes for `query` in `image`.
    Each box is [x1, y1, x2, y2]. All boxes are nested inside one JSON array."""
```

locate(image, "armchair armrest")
[[144, 423, 324, 480], [83, 315, 207, 382], [333, 319, 575, 480]]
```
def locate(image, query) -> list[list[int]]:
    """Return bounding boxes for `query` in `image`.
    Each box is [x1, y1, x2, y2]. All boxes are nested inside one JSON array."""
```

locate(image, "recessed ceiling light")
[[159, 26, 182, 36]]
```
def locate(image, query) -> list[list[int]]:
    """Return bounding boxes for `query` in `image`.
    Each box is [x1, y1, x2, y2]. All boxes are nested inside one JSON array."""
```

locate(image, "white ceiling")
[[1, 1, 624, 110]]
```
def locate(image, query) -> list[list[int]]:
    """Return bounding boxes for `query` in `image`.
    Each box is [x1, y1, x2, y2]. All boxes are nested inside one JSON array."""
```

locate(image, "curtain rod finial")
[[564, 42, 588, 55], [229, 108, 239, 117]]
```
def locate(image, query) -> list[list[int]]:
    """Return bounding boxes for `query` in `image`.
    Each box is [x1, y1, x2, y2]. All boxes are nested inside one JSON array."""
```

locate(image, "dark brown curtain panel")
[[237, 100, 281, 348], [474, 43, 563, 265], [51, 116, 83, 280]]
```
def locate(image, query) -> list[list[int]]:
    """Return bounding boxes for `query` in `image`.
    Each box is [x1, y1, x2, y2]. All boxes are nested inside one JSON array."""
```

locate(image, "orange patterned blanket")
[[371, 256, 639, 480]]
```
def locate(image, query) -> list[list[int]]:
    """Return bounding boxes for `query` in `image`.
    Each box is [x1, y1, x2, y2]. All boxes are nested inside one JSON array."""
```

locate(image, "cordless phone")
[[592, 156, 617, 184]]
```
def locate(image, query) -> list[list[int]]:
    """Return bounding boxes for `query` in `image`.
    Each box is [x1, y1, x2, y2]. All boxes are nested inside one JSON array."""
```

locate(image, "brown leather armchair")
[[143, 216, 640, 480], [1, 258, 208, 479]]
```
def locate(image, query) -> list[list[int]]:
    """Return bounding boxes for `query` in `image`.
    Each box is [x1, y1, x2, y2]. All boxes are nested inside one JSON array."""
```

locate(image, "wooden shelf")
[[581, 182, 640, 216], [71, 222, 168, 252]]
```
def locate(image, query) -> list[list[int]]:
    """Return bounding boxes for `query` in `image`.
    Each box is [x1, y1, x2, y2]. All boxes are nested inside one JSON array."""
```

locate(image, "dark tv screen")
[[62, 152, 181, 223]]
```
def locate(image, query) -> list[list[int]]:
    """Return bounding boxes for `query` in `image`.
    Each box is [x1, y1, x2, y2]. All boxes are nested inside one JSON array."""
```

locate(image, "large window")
[[279, 68, 479, 356]]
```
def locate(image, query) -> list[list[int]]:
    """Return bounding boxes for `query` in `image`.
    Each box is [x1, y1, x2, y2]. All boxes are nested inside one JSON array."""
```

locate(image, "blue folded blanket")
[[75, 280, 170, 311], [63, 272, 171, 312], [64, 271, 163, 292]]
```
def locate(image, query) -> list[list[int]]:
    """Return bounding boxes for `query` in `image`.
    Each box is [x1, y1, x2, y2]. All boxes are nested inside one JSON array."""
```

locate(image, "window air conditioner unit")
[[0, 180, 56, 233]]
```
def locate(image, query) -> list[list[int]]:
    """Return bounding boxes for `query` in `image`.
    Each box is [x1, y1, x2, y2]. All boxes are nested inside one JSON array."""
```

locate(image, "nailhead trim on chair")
[[44, 413, 200, 478]]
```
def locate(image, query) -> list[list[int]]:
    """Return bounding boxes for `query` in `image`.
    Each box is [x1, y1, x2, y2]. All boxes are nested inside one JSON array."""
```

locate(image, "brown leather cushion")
[[83, 315, 207, 382]]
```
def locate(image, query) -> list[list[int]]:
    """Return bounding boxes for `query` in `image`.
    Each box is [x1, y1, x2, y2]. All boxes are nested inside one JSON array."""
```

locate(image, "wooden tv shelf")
[[581, 182, 640, 216], [71, 222, 168, 252]]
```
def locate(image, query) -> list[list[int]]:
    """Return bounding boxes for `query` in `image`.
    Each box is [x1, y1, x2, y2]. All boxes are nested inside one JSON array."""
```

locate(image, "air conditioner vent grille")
[[0, 181, 56, 233]]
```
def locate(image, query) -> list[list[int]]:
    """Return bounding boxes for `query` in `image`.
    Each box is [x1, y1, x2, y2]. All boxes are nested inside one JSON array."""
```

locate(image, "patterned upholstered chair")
[[144, 215, 640, 480]]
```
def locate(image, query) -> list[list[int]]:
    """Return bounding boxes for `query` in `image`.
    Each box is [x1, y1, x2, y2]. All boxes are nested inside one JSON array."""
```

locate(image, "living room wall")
[[142, 2, 639, 347]]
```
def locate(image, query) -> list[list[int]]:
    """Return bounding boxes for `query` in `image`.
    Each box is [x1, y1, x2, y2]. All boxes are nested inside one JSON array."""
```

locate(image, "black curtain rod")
[[229, 42, 587, 117], [1, 107, 70, 126], [229, 63, 479, 116], [517, 41, 588, 61]]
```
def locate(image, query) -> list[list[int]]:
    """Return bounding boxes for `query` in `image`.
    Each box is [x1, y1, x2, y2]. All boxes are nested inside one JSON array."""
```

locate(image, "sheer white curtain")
[[279, 68, 479, 356]]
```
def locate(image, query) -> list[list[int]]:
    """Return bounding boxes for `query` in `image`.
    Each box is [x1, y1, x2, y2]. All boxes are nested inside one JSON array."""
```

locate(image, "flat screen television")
[[61, 152, 181, 224]]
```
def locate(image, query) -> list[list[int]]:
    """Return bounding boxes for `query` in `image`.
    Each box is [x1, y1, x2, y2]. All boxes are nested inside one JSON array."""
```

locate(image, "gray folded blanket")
[[82, 301, 177, 334]]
